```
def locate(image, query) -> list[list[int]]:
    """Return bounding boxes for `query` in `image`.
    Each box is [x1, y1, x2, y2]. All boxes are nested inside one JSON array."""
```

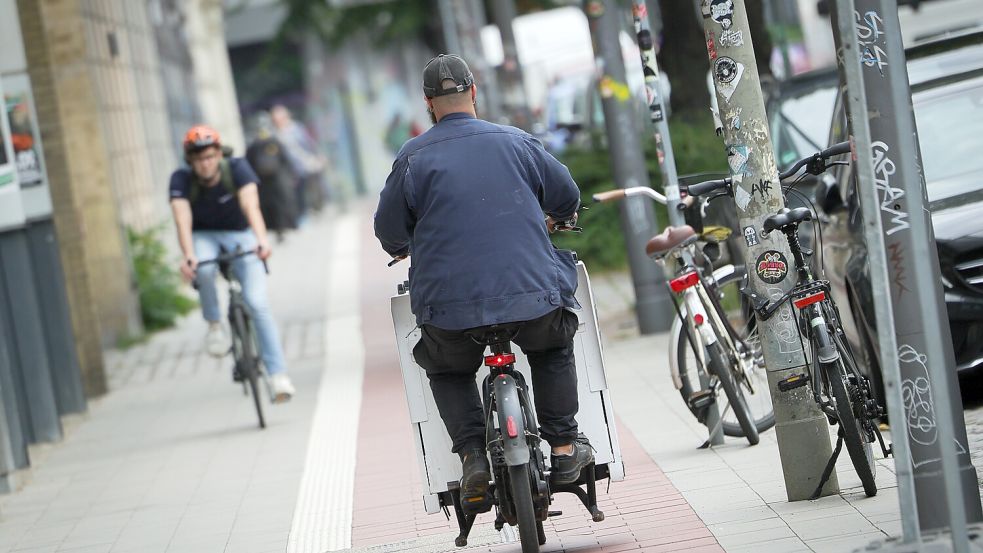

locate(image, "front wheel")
[[234, 307, 266, 429], [508, 464, 540, 553]]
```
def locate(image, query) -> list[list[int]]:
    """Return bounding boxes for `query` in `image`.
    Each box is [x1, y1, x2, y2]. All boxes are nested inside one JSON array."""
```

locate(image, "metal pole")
[[629, 0, 721, 444], [437, 0, 461, 56], [833, 0, 982, 537], [584, 0, 674, 334], [452, 0, 504, 124], [490, 0, 533, 129], [830, 0, 918, 542], [700, 0, 838, 499]]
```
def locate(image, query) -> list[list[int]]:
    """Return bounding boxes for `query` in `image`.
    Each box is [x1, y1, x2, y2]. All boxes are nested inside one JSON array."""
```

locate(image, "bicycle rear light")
[[484, 353, 516, 367], [793, 291, 826, 309], [506, 415, 519, 438], [669, 271, 699, 293]]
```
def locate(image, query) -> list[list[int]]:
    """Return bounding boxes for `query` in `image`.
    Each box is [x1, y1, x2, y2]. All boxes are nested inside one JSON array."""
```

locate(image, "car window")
[[771, 86, 838, 169], [913, 77, 983, 200]]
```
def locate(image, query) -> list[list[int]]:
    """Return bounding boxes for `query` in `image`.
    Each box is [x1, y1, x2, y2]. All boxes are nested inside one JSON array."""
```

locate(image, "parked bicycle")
[[684, 141, 891, 497], [593, 188, 773, 445], [195, 246, 272, 429]]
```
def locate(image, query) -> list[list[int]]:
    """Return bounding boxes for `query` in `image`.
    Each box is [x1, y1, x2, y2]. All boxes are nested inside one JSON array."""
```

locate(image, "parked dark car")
[[816, 30, 983, 397]]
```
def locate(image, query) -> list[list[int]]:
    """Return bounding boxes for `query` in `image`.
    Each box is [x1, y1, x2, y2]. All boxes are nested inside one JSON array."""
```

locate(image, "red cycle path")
[[353, 212, 722, 552]]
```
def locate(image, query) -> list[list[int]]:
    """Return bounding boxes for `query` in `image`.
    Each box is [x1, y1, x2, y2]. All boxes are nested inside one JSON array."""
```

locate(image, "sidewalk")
[[0, 204, 908, 552]]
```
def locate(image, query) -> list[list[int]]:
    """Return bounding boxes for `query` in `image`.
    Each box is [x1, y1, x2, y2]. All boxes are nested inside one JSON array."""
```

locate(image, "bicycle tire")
[[508, 463, 540, 553], [674, 269, 774, 437], [708, 342, 759, 445], [234, 307, 266, 429], [826, 356, 876, 496]]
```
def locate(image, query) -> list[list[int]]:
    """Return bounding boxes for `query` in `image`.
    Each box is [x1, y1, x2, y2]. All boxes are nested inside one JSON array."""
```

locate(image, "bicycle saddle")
[[762, 207, 812, 234], [646, 225, 697, 258], [467, 323, 523, 346]]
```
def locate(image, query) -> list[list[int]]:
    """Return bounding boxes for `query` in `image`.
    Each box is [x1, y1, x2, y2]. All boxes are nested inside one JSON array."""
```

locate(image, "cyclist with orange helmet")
[[169, 124, 295, 401]]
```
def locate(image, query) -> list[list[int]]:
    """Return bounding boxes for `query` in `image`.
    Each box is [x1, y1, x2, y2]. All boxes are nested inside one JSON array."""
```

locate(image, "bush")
[[128, 225, 197, 332], [552, 109, 729, 271]]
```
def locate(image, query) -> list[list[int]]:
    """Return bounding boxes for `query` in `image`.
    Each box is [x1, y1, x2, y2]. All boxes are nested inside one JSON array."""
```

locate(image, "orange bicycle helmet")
[[183, 125, 221, 154]]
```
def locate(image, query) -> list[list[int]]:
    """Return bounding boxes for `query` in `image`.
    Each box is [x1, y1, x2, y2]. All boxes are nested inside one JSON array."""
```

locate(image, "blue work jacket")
[[374, 112, 582, 330]]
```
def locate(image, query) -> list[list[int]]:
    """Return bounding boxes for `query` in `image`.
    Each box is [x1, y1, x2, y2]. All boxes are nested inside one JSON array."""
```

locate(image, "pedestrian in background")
[[270, 105, 327, 224], [247, 112, 298, 240]]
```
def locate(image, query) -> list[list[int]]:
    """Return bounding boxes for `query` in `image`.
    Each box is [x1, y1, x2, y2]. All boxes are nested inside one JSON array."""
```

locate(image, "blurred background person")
[[247, 112, 299, 241], [270, 104, 327, 225]]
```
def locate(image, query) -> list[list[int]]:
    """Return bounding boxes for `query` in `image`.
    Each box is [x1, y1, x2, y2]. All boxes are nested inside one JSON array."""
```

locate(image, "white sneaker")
[[205, 323, 231, 357], [270, 373, 295, 403]]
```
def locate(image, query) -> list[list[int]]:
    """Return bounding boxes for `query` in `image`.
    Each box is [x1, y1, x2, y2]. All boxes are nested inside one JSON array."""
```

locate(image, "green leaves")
[[127, 225, 197, 333]]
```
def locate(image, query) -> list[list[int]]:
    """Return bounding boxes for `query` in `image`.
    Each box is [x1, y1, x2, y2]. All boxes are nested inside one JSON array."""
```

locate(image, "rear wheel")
[[509, 464, 540, 553], [675, 269, 773, 437], [826, 355, 876, 496], [234, 307, 266, 429]]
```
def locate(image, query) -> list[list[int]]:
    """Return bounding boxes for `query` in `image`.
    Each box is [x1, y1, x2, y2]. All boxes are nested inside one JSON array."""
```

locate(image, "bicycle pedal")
[[547, 510, 563, 517], [777, 373, 808, 392], [687, 390, 715, 410], [460, 491, 494, 514]]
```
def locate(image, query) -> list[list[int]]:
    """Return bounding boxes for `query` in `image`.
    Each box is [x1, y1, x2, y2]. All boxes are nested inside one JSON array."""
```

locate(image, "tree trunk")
[[656, 0, 773, 115]]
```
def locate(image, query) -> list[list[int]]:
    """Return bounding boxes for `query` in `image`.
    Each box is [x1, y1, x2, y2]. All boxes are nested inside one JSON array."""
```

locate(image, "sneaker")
[[270, 373, 295, 403], [459, 448, 492, 512], [551, 434, 594, 485], [205, 323, 231, 357]]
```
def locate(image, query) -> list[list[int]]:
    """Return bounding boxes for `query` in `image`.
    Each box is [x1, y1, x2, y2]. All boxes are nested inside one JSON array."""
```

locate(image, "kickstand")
[[447, 483, 477, 547], [810, 428, 844, 500], [698, 401, 733, 449], [551, 463, 605, 522]]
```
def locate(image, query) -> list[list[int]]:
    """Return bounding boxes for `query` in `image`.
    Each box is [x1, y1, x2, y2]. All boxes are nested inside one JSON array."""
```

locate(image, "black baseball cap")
[[423, 54, 474, 98]]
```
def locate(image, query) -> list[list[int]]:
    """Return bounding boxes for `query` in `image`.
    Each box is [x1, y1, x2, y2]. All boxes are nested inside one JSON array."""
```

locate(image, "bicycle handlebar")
[[778, 140, 852, 181], [685, 177, 732, 198], [196, 248, 269, 275], [592, 186, 667, 205]]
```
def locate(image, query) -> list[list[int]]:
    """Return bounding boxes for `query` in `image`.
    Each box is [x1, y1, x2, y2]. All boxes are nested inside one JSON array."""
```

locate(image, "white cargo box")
[[390, 261, 624, 514]]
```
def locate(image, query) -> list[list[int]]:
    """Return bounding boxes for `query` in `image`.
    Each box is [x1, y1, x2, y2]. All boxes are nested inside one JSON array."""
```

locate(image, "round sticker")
[[756, 250, 789, 284], [715, 57, 739, 83], [710, 0, 734, 30]]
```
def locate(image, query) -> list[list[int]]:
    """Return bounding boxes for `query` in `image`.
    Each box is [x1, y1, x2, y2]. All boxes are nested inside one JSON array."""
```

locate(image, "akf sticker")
[[743, 226, 759, 247], [714, 57, 744, 102], [710, 0, 734, 30], [756, 251, 789, 284]]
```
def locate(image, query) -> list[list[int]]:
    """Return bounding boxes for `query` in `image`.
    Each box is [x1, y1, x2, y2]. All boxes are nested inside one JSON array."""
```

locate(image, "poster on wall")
[[3, 73, 51, 220], [0, 78, 27, 231], [4, 74, 44, 187]]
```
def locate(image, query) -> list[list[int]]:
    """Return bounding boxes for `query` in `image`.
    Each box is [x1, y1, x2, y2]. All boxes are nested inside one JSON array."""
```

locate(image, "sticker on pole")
[[756, 251, 789, 284], [719, 29, 744, 48], [743, 226, 759, 247], [710, 0, 735, 30], [714, 57, 744, 102]]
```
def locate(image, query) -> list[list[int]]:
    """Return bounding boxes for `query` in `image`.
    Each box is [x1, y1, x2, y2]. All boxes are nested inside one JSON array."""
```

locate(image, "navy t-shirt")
[[168, 157, 259, 231]]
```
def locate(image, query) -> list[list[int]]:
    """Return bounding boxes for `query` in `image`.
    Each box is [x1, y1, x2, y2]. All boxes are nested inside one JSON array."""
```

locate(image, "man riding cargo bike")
[[375, 54, 612, 551]]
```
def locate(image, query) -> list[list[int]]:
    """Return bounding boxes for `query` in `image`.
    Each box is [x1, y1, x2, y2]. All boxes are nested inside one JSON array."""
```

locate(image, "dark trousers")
[[413, 308, 580, 454]]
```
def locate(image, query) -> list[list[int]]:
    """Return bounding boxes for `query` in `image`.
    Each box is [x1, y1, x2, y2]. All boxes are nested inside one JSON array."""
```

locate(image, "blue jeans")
[[193, 230, 287, 375]]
